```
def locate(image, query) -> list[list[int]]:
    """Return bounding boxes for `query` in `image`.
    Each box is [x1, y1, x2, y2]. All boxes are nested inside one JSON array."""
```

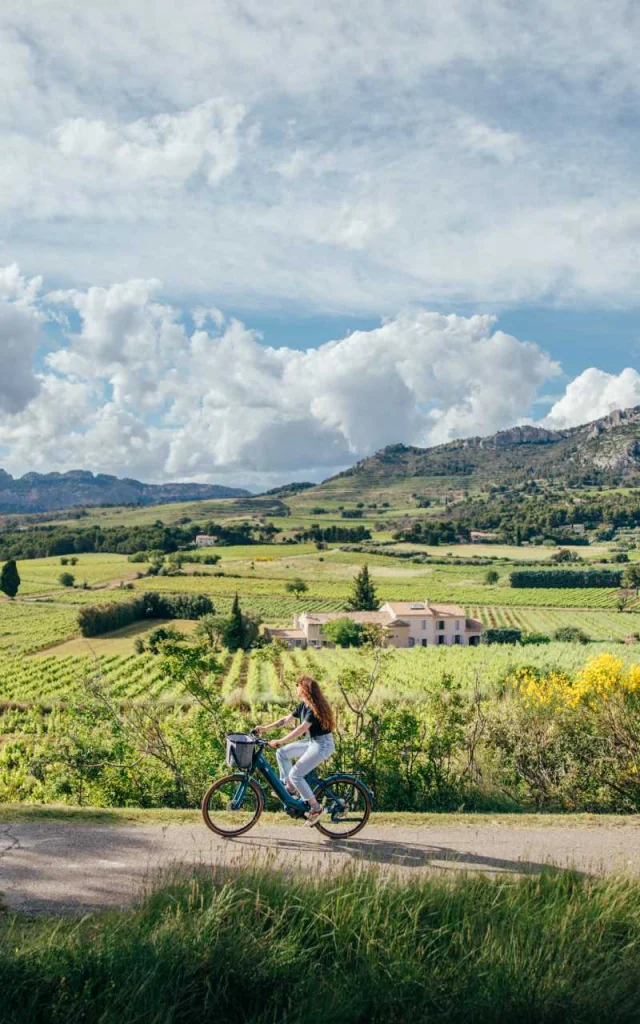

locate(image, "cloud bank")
[[0, 265, 637, 487], [4, 1, 640, 311]]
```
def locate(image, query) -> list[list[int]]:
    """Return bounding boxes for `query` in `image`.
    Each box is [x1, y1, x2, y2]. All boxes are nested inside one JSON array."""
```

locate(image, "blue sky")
[[1, 1, 639, 486]]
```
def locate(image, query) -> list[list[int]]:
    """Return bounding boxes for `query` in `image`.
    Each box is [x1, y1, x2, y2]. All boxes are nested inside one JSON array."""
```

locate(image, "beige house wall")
[[275, 606, 482, 650]]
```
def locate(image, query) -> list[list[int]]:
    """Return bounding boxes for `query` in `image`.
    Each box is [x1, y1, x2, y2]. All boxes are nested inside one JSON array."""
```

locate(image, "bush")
[[77, 592, 214, 637], [510, 569, 622, 588], [551, 548, 581, 563], [0, 558, 20, 599], [58, 572, 75, 587], [146, 626, 184, 654], [321, 618, 363, 647], [482, 628, 522, 645], [520, 632, 551, 645], [553, 625, 591, 644]]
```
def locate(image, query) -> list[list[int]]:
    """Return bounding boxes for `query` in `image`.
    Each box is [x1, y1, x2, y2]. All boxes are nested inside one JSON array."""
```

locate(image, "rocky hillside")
[[303, 406, 640, 503], [0, 470, 250, 514]]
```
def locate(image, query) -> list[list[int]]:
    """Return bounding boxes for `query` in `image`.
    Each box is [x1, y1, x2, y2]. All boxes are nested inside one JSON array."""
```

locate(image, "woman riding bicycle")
[[254, 675, 335, 826]]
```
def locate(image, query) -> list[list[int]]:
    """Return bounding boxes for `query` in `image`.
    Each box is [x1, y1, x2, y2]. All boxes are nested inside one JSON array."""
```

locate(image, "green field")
[[1, 542, 639, 815], [2, 641, 639, 708], [1, 546, 639, 664]]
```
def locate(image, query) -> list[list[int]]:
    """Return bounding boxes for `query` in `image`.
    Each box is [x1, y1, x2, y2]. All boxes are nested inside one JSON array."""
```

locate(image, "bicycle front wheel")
[[314, 775, 372, 839], [202, 773, 263, 838]]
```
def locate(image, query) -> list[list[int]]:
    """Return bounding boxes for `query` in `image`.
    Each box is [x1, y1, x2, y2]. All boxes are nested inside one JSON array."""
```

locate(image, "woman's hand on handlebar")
[[253, 725, 267, 735]]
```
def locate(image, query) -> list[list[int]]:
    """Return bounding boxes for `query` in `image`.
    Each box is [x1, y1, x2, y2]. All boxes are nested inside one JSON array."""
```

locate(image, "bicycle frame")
[[231, 747, 347, 819]]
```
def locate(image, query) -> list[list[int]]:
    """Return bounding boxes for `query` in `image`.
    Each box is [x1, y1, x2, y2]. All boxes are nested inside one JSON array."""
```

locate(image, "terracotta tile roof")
[[301, 610, 394, 625], [383, 601, 466, 618]]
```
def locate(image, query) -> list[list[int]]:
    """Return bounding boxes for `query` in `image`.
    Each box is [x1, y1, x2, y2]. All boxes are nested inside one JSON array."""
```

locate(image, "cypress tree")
[[224, 593, 246, 652], [347, 564, 378, 611], [0, 558, 20, 599]]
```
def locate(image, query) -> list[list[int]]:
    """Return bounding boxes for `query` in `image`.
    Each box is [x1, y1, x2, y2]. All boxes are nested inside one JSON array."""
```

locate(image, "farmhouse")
[[195, 534, 218, 547], [265, 600, 484, 649]]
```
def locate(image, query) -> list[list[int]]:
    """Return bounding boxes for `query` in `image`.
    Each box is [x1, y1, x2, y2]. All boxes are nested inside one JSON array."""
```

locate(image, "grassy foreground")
[[2, 867, 640, 1023], [3, 803, 640, 829]]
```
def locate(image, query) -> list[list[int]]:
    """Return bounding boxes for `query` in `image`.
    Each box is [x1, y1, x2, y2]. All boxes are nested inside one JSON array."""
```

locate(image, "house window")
[[421, 639, 427, 647], [454, 634, 462, 645], [437, 620, 445, 630], [455, 620, 460, 631], [438, 635, 446, 645], [408, 637, 415, 648], [421, 619, 427, 630]]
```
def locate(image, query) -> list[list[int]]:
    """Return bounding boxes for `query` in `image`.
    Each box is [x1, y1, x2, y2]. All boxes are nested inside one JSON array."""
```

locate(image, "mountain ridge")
[[0, 469, 250, 514], [311, 405, 640, 499]]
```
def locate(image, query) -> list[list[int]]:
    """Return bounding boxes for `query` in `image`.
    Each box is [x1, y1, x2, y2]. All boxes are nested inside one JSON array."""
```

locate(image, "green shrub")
[[483, 628, 522, 645], [510, 568, 622, 588], [520, 632, 552, 645], [553, 626, 590, 644], [322, 617, 363, 647], [77, 592, 214, 636]]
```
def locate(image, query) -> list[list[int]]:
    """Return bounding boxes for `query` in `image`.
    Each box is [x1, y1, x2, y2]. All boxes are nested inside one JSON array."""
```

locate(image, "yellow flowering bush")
[[510, 655, 640, 711], [509, 666, 572, 709], [569, 654, 640, 708]]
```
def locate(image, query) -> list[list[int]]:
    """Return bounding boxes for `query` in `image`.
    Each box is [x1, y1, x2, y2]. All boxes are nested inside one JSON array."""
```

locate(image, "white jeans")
[[276, 734, 335, 803]]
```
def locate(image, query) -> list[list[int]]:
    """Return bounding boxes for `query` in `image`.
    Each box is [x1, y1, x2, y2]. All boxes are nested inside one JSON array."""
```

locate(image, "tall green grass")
[[2, 866, 640, 1023]]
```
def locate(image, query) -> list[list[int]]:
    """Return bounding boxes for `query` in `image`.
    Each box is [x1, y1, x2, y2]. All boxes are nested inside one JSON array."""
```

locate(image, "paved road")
[[1, 820, 639, 915]]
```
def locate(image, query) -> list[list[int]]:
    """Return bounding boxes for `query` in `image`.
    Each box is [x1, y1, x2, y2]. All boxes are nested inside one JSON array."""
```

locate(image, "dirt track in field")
[[1, 819, 640, 915]]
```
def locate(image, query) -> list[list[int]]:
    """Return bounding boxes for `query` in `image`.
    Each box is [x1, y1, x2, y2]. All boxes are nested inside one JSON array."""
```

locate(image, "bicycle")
[[202, 731, 373, 839]]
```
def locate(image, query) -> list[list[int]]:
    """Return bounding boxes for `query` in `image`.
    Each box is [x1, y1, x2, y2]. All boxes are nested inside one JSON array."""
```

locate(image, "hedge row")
[[77, 592, 213, 637], [509, 568, 622, 589], [482, 628, 523, 645]]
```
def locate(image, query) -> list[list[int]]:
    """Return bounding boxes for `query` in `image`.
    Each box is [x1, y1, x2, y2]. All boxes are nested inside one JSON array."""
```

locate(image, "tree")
[[623, 565, 640, 594], [485, 569, 499, 585], [551, 548, 580, 564], [347, 565, 378, 611], [322, 618, 363, 648], [58, 572, 75, 588], [553, 625, 590, 644], [285, 577, 308, 600], [0, 559, 20, 599], [217, 595, 260, 652], [194, 612, 223, 649], [224, 593, 245, 651]]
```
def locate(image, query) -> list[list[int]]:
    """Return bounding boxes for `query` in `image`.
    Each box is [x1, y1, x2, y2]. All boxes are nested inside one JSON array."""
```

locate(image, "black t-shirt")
[[293, 701, 331, 738]]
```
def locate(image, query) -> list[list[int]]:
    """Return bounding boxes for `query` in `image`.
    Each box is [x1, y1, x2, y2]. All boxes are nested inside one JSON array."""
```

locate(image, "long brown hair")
[[297, 676, 335, 731]]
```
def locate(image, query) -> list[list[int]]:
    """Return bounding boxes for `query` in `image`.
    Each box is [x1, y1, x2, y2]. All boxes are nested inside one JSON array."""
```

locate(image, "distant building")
[[571, 524, 586, 534], [264, 600, 484, 649], [470, 531, 499, 542], [195, 534, 218, 547]]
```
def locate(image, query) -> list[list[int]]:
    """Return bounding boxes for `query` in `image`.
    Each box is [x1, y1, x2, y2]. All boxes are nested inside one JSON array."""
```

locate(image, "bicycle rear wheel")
[[314, 775, 371, 839], [202, 773, 263, 837]]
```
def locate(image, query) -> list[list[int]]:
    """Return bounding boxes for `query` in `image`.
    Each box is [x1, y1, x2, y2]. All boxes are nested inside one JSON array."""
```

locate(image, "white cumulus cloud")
[[1, 265, 637, 487], [0, 265, 567, 486], [543, 367, 640, 429], [56, 99, 246, 187]]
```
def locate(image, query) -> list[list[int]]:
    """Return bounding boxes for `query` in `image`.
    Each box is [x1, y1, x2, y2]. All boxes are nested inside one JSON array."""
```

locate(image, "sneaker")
[[305, 806, 325, 827]]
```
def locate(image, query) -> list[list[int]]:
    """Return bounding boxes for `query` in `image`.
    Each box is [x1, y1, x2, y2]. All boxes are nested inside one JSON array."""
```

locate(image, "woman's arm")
[[268, 720, 310, 748], [254, 713, 296, 735]]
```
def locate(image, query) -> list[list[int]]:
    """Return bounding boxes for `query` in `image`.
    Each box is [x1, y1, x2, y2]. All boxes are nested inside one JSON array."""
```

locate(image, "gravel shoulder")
[[1, 815, 639, 915]]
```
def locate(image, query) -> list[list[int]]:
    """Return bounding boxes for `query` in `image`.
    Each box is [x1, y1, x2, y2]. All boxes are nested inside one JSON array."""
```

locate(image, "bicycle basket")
[[226, 733, 257, 769]]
